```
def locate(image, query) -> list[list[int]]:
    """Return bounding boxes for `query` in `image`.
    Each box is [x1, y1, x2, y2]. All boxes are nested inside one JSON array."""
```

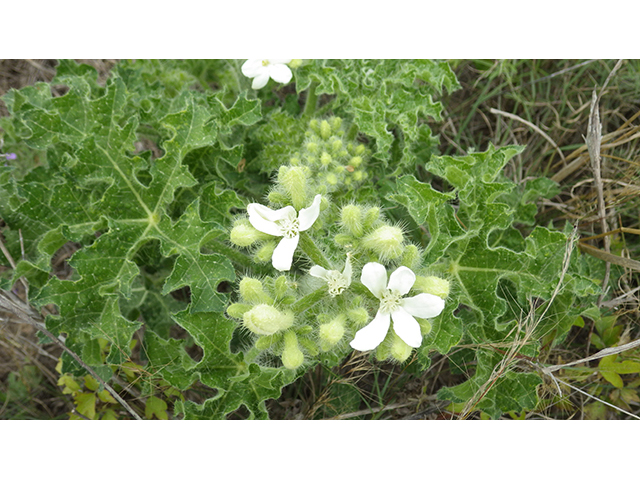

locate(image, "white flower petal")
[[401, 293, 445, 319], [252, 72, 270, 89], [342, 256, 353, 286], [309, 265, 329, 279], [349, 310, 391, 351], [241, 59, 263, 78], [391, 308, 423, 348], [268, 64, 293, 84], [247, 203, 293, 236], [387, 266, 416, 296], [297, 194, 322, 231], [272, 235, 300, 271], [361, 262, 387, 299]]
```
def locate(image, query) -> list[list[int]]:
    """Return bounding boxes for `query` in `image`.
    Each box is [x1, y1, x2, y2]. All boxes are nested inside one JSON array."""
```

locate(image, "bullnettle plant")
[[0, 59, 602, 419]]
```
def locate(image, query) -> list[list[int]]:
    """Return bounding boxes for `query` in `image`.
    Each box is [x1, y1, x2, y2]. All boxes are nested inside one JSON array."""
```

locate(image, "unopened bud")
[[281, 331, 304, 369], [255, 334, 280, 350], [362, 207, 380, 229], [355, 144, 366, 156], [230, 221, 269, 247], [320, 120, 331, 140], [268, 190, 289, 205], [347, 307, 369, 327], [401, 244, 420, 269], [318, 314, 346, 351], [390, 333, 413, 362], [349, 156, 362, 168], [362, 225, 404, 260], [243, 304, 294, 336], [320, 151, 332, 166], [329, 117, 342, 131], [326, 173, 338, 185], [239, 277, 273, 304], [288, 59, 303, 69], [254, 241, 276, 263], [306, 142, 319, 154], [340, 204, 363, 236], [227, 303, 252, 319], [274, 276, 288, 298], [331, 139, 343, 153], [278, 166, 307, 210], [416, 317, 433, 336], [413, 276, 450, 299]]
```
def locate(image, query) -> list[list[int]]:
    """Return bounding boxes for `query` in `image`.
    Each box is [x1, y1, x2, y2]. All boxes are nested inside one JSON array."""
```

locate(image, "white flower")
[[350, 262, 445, 351], [309, 255, 352, 296], [241, 59, 293, 90], [247, 194, 322, 271]]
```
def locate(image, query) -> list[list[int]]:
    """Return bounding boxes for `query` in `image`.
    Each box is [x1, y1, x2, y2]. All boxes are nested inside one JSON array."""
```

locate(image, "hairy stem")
[[298, 233, 330, 269], [302, 82, 318, 119], [291, 287, 326, 315]]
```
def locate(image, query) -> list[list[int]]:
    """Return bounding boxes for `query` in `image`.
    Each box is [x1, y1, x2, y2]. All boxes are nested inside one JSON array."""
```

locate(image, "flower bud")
[[255, 333, 280, 350], [331, 139, 343, 153], [334, 233, 354, 246], [230, 221, 268, 247], [309, 119, 319, 134], [353, 171, 364, 182], [355, 144, 366, 156], [289, 59, 303, 69], [243, 304, 294, 336], [267, 190, 289, 205], [306, 142, 319, 154], [326, 173, 338, 185], [413, 276, 450, 299], [362, 207, 380, 229], [239, 277, 273, 304], [401, 244, 420, 269], [318, 314, 346, 351], [320, 120, 331, 140], [329, 117, 342, 131], [347, 307, 369, 327], [349, 156, 362, 168], [375, 341, 391, 362], [274, 276, 288, 299], [340, 204, 363, 236], [254, 241, 276, 263], [227, 303, 252, 319], [281, 331, 304, 369], [320, 151, 332, 166], [390, 333, 413, 362], [278, 166, 307, 210], [362, 225, 404, 260], [416, 317, 433, 336]]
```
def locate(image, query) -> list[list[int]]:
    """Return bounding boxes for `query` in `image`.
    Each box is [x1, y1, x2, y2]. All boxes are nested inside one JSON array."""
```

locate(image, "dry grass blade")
[[490, 108, 565, 163]]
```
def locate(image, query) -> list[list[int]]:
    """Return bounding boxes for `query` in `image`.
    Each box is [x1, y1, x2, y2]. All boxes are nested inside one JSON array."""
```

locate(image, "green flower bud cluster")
[[292, 118, 369, 191], [226, 116, 452, 369], [336, 204, 408, 263]]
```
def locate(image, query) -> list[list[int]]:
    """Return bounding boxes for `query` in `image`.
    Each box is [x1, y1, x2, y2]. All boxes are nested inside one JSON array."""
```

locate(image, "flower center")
[[325, 270, 349, 296], [379, 289, 403, 314], [277, 218, 300, 239], [262, 60, 270, 67]]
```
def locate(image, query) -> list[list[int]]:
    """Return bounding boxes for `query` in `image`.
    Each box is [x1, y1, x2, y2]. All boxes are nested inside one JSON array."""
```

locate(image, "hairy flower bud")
[[347, 307, 369, 327], [401, 244, 420, 269], [362, 225, 404, 260], [349, 156, 362, 168], [320, 120, 331, 140], [414, 276, 450, 299], [254, 241, 276, 263], [362, 207, 380, 229], [390, 333, 413, 362], [230, 220, 269, 247], [281, 331, 304, 369], [340, 204, 363, 236], [278, 166, 308, 210], [226, 303, 252, 319], [318, 314, 346, 351], [320, 151, 332, 166], [239, 277, 273, 304], [243, 304, 294, 336]]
